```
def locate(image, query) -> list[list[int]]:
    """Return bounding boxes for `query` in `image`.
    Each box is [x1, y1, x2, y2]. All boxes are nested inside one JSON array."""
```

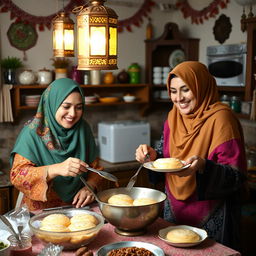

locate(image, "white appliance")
[[98, 121, 150, 163], [207, 43, 246, 86]]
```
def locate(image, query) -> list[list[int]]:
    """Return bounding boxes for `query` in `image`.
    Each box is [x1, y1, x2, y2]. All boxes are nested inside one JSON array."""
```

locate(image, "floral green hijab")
[[10, 78, 98, 202]]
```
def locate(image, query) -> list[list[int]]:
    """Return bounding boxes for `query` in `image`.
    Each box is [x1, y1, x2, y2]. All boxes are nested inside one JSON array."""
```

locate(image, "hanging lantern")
[[76, 0, 118, 70], [52, 12, 75, 57]]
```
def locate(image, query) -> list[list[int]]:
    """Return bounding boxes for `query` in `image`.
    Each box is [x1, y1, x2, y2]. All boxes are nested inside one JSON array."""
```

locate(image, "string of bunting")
[[0, 0, 155, 33], [0, 0, 84, 31], [118, 0, 155, 32], [176, 0, 230, 24]]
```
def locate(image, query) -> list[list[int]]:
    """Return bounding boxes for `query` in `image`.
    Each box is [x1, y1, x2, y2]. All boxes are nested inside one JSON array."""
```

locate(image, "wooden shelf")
[[12, 83, 150, 118], [217, 86, 245, 92], [145, 22, 199, 106]]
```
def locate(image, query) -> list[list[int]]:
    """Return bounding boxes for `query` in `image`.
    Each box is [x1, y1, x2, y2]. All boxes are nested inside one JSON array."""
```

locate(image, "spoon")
[[86, 167, 118, 183], [80, 176, 101, 202], [17, 225, 23, 242], [126, 153, 150, 190], [0, 215, 22, 246]]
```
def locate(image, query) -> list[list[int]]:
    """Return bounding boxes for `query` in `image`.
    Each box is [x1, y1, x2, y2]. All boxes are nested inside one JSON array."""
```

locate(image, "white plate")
[[169, 49, 185, 68], [158, 225, 208, 248], [96, 241, 165, 256], [143, 161, 191, 173]]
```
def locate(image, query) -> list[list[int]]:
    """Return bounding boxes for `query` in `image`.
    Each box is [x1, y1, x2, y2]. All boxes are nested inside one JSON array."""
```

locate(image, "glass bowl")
[[29, 209, 104, 250]]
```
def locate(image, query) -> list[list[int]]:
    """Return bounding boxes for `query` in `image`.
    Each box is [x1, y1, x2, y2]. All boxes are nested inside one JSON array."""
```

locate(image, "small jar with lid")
[[8, 233, 32, 256], [230, 96, 241, 113], [220, 94, 230, 106]]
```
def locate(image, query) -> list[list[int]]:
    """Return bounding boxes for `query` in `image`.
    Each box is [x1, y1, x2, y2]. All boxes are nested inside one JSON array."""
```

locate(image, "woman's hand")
[[135, 144, 157, 163], [72, 186, 95, 208], [171, 155, 205, 177], [47, 157, 88, 180]]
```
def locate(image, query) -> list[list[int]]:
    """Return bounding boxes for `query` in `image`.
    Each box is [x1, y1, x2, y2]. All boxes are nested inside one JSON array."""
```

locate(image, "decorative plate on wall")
[[7, 22, 38, 60], [169, 49, 185, 69]]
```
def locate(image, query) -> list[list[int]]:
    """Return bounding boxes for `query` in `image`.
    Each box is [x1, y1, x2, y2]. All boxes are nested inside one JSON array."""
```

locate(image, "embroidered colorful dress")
[[150, 62, 247, 250], [10, 78, 103, 211]]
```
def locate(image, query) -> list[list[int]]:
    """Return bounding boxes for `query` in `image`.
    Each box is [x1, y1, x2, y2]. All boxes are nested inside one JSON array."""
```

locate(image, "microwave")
[[207, 43, 246, 86]]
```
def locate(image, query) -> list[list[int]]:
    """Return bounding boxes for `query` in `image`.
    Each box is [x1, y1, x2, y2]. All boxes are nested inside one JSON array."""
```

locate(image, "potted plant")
[[0, 56, 23, 84], [51, 57, 71, 80]]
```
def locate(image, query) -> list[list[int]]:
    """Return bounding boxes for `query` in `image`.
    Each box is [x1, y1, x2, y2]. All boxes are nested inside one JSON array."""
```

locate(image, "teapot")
[[19, 70, 36, 85], [37, 68, 52, 85]]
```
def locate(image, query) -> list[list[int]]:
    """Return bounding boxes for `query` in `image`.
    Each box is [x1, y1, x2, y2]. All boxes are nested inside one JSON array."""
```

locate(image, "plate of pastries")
[[158, 225, 208, 248], [143, 157, 191, 172]]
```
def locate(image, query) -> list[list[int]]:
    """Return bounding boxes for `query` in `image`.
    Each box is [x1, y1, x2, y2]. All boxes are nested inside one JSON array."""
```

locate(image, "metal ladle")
[[80, 176, 101, 202]]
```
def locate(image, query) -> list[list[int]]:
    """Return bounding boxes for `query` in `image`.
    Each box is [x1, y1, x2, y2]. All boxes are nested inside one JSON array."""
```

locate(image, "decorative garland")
[[0, 0, 155, 33], [176, 0, 230, 24], [118, 0, 155, 32], [0, 0, 85, 31]]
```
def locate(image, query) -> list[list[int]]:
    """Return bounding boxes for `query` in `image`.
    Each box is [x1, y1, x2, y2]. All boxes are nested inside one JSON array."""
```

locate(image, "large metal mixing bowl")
[[96, 187, 166, 236]]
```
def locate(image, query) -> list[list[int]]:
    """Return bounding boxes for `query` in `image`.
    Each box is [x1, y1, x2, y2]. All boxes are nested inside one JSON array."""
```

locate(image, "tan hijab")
[[166, 61, 243, 200]]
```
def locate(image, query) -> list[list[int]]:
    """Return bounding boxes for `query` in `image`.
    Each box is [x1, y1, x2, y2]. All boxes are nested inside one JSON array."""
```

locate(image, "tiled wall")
[[0, 107, 255, 171]]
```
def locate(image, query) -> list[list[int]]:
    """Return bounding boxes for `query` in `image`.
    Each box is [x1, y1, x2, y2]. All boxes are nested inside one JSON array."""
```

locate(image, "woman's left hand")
[[72, 187, 95, 208], [171, 155, 205, 177]]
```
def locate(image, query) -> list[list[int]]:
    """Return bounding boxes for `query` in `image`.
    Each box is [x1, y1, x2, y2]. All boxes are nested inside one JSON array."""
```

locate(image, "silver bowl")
[[96, 187, 166, 236]]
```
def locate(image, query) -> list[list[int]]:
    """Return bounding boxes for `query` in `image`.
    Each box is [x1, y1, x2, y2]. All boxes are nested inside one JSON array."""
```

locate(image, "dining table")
[[31, 205, 241, 256]]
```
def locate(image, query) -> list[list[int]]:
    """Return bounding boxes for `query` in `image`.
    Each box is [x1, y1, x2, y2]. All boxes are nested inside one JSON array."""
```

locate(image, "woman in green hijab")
[[10, 78, 103, 211]]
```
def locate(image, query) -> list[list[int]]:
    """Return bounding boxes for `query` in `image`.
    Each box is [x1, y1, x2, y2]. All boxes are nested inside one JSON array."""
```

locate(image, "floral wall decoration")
[[176, 0, 230, 24]]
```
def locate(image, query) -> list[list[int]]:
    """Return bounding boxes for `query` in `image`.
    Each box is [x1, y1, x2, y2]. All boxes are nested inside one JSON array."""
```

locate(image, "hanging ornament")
[[7, 22, 38, 60], [213, 14, 232, 44]]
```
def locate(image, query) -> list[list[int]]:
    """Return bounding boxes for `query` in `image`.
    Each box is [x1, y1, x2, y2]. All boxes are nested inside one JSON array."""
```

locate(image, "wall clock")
[[7, 22, 38, 60]]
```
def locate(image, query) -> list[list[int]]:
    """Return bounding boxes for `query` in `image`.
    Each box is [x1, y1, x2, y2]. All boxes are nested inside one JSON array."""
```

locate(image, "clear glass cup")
[[8, 233, 32, 256]]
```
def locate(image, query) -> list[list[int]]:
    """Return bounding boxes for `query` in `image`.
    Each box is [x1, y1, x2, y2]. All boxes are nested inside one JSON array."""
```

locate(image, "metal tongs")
[[86, 167, 118, 183], [126, 153, 150, 190]]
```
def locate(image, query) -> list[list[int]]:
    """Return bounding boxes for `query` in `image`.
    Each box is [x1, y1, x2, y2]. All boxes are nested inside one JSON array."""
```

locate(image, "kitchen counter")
[[99, 159, 140, 173], [31, 206, 241, 256]]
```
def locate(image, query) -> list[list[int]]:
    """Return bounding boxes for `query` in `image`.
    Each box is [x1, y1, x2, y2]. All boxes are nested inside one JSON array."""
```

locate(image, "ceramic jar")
[[90, 70, 101, 85], [37, 68, 52, 85], [128, 63, 141, 84], [71, 66, 83, 84], [103, 72, 115, 84], [55, 68, 68, 80], [117, 69, 129, 83], [19, 70, 36, 85]]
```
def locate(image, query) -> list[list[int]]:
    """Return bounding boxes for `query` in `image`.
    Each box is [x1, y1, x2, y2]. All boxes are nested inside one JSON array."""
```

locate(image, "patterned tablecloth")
[[32, 213, 241, 256]]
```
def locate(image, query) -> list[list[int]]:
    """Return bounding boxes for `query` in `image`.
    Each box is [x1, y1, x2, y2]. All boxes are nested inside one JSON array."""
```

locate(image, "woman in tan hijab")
[[136, 61, 247, 250]]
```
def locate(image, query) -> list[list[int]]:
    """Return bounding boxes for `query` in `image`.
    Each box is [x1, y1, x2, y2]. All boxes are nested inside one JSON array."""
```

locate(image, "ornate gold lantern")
[[76, 0, 118, 70], [52, 12, 75, 57]]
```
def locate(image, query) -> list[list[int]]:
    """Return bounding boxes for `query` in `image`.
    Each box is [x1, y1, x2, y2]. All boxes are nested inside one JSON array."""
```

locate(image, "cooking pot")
[[96, 187, 166, 236]]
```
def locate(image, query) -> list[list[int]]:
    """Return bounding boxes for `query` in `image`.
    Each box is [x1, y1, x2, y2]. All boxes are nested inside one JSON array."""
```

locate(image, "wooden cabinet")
[[12, 83, 150, 118], [145, 22, 199, 104], [0, 186, 19, 215], [241, 16, 256, 101]]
